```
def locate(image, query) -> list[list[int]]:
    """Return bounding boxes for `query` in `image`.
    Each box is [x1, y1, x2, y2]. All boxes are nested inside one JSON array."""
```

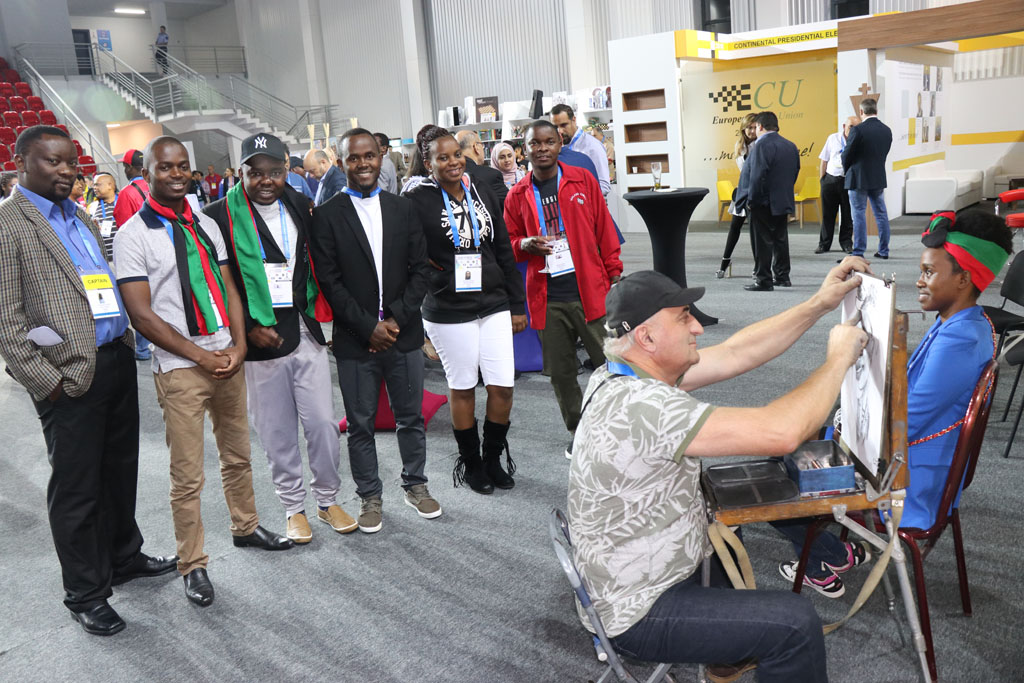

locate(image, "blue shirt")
[[287, 171, 314, 200], [18, 185, 129, 346]]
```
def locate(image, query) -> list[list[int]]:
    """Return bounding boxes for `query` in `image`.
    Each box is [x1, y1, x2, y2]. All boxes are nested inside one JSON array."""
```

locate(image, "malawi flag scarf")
[[146, 197, 229, 336], [224, 182, 332, 324]]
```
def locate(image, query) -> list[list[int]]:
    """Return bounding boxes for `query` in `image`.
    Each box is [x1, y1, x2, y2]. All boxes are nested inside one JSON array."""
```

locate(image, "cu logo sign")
[[708, 84, 751, 113]]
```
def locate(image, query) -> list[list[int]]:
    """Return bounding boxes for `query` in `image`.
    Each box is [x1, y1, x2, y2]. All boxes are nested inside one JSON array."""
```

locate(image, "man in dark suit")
[[743, 111, 800, 292], [204, 133, 354, 545], [0, 126, 175, 636], [308, 127, 437, 534], [455, 130, 508, 206], [842, 98, 892, 259], [303, 148, 346, 206]]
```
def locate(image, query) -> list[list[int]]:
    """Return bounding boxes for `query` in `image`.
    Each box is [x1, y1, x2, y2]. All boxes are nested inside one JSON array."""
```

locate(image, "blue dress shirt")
[[18, 185, 129, 346]]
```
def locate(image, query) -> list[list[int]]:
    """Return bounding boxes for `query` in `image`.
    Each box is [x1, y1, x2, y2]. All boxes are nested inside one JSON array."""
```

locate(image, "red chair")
[[78, 155, 97, 175], [8, 96, 26, 113], [0, 83, 12, 98], [20, 111, 39, 127], [14, 126, 26, 137], [0, 97, 7, 112], [2, 161, 15, 171], [898, 360, 998, 681], [55, 124, 68, 135], [14, 82, 31, 98], [0, 58, 8, 70], [3, 111, 21, 128], [2, 69, 21, 84], [0, 126, 14, 146], [39, 110, 57, 126], [27, 96, 44, 111], [0, 146, 10, 164], [72, 139, 83, 156]]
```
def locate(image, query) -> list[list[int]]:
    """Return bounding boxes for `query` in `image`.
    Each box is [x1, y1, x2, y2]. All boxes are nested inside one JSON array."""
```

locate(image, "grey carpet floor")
[[1, 216, 1022, 682]]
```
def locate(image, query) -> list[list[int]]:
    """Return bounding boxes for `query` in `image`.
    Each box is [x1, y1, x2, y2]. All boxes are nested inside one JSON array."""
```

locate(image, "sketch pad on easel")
[[839, 273, 895, 477]]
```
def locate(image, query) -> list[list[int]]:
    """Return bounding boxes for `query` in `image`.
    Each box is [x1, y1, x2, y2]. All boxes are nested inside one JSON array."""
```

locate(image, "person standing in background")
[[219, 167, 238, 198], [112, 149, 153, 360], [816, 117, 857, 255], [303, 148, 346, 206], [455, 130, 508, 206], [490, 142, 525, 189], [205, 164, 222, 201], [374, 132, 399, 194], [842, 98, 893, 260], [188, 170, 208, 207], [550, 104, 611, 196], [87, 171, 118, 261], [155, 25, 169, 74], [287, 154, 315, 200], [717, 114, 757, 279], [0, 170, 18, 197]]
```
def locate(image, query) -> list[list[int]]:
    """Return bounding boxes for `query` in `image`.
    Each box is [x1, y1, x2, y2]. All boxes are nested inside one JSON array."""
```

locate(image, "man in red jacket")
[[112, 149, 148, 229], [505, 120, 622, 458]]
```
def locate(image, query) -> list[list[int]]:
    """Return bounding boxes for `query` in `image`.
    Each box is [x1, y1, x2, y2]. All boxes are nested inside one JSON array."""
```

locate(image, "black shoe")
[[743, 282, 774, 292], [773, 279, 792, 287], [453, 422, 493, 494], [840, 245, 853, 253], [232, 526, 295, 550], [565, 437, 574, 460], [111, 553, 178, 586], [183, 568, 214, 607], [873, 252, 889, 260], [70, 601, 125, 636], [814, 247, 829, 254], [482, 419, 515, 490]]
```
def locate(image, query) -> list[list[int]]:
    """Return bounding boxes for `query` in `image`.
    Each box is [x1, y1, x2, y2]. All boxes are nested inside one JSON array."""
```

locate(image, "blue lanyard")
[[65, 214, 106, 271], [531, 167, 565, 237], [276, 200, 290, 261], [606, 361, 637, 377], [342, 185, 382, 200], [156, 215, 176, 244], [440, 181, 480, 250]]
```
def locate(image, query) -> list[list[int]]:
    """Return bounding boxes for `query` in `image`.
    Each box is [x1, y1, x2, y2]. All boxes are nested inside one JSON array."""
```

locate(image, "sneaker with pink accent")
[[778, 560, 845, 598], [825, 541, 872, 574]]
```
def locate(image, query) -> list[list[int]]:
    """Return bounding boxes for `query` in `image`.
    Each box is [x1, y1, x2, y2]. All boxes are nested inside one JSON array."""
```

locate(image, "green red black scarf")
[[922, 212, 1010, 291], [145, 197, 229, 336], [224, 182, 332, 324]]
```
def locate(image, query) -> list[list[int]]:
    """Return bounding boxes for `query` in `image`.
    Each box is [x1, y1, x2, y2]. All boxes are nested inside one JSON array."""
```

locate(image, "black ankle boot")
[[482, 419, 515, 489], [452, 422, 493, 494]]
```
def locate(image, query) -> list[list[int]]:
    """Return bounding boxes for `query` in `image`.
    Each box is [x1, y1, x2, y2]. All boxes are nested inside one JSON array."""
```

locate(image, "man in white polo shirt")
[[114, 136, 293, 609], [816, 116, 858, 255]]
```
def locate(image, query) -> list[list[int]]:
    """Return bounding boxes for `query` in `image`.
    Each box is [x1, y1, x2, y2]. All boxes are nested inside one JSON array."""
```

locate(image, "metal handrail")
[[13, 55, 119, 177], [165, 44, 246, 77]]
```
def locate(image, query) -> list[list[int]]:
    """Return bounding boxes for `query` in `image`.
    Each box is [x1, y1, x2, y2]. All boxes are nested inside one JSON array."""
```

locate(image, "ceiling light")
[[106, 123, 120, 128], [114, 8, 146, 15]]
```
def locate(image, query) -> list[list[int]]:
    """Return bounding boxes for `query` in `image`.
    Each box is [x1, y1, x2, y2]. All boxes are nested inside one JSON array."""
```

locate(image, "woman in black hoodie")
[[405, 124, 526, 495]]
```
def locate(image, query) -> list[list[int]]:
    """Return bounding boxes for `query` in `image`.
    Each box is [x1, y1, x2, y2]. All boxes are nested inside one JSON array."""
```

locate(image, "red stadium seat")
[[20, 110, 39, 126], [0, 146, 10, 163], [39, 110, 57, 126], [72, 139, 83, 156], [0, 127, 14, 146], [2, 161, 15, 171], [78, 155, 96, 175], [14, 83, 31, 98], [0, 58, 8, 70], [2, 69, 21, 84], [0, 97, 6, 111], [14, 125, 26, 136], [55, 123, 68, 135], [3, 111, 21, 128], [8, 96, 26, 113], [27, 96, 43, 111], [0, 83, 12, 98]]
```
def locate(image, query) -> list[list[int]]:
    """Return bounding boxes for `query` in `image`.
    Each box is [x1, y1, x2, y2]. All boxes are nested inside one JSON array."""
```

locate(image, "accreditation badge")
[[81, 273, 121, 319], [546, 238, 575, 277], [99, 220, 115, 238], [264, 262, 294, 308], [454, 252, 482, 293]]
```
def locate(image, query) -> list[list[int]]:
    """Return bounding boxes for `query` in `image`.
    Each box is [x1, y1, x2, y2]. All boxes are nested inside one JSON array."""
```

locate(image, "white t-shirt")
[[819, 131, 847, 178], [253, 199, 299, 268], [349, 194, 384, 316]]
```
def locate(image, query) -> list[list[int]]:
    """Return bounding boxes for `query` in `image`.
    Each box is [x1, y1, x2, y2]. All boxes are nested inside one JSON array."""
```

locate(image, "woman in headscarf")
[[490, 141, 525, 189]]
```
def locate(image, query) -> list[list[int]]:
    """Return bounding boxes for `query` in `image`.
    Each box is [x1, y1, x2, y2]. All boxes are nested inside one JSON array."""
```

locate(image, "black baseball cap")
[[604, 270, 704, 338], [121, 149, 143, 167], [239, 133, 287, 166], [288, 155, 304, 169]]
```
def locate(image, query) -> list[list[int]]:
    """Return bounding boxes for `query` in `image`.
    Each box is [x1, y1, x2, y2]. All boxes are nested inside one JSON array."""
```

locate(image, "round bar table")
[[623, 187, 717, 326]]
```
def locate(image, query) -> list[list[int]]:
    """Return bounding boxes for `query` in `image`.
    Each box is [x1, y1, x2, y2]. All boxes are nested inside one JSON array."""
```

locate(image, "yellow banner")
[[718, 29, 837, 52]]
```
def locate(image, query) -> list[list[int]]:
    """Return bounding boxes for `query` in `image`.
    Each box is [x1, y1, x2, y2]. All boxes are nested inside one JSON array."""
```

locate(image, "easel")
[[702, 312, 933, 683]]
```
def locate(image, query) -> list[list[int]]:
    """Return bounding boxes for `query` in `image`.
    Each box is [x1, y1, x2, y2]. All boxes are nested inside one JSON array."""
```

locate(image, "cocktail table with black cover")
[[623, 187, 717, 326]]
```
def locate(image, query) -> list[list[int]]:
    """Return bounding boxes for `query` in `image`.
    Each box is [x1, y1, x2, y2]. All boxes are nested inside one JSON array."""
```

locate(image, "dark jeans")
[[610, 553, 828, 682], [771, 519, 849, 579], [537, 300, 606, 433], [750, 205, 790, 285], [155, 45, 168, 73], [721, 212, 756, 263], [818, 174, 853, 251], [337, 348, 427, 499], [33, 343, 144, 611]]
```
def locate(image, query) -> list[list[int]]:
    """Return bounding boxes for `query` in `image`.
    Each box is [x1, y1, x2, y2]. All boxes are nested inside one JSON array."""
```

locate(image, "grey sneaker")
[[404, 484, 442, 519], [357, 496, 383, 534]]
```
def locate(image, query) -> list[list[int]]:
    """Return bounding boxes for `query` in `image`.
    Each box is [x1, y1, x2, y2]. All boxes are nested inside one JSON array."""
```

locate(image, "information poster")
[[884, 60, 951, 160]]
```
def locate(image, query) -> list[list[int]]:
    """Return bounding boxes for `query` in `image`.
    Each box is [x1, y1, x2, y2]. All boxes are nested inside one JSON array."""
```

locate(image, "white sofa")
[[985, 163, 1024, 198], [904, 160, 983, 214]]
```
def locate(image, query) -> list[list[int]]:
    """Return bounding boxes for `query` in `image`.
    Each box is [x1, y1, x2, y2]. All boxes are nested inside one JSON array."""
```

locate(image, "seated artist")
[[568, 262, 869, 682], [773, 209, 1012, 598]]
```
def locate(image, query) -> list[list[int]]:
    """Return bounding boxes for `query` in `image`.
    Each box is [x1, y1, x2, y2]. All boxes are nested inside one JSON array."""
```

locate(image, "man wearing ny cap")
[[567, 261, 870, 681], [204, 133, 355, 543]]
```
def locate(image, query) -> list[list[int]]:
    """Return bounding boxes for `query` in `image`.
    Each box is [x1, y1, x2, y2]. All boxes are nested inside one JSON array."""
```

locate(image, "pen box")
[[783, 440, 857, 497]]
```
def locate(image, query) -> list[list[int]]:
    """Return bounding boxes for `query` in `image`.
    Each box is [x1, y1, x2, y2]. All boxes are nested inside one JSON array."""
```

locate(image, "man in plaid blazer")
[[0, 126, 175, 637]]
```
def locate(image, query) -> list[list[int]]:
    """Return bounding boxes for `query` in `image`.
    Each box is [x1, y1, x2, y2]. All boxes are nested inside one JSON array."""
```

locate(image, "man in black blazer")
[[303, 148, 346, 206], [205, 133, 354, 545], [308, 127, 438, 534], [455, 130, 508, 206], [842, 98, 892, 259], [743, 111, 800, 291]]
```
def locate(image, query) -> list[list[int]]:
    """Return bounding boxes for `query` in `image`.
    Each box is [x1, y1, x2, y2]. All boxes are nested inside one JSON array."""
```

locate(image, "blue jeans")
[[610, 555, 828, 682], [134, 330, 151, 359], [849, 188, 890, 257], [771, 519, 848, 579]]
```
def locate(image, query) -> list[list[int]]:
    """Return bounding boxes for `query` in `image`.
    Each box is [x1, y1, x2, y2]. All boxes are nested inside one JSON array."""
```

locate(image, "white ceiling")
[[66, 0, 226, 21]]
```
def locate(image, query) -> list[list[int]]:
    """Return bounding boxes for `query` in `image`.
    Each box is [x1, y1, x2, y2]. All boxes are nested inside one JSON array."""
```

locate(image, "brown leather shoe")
[[286, 512, 313, 544], [317, 505, 358, 534]]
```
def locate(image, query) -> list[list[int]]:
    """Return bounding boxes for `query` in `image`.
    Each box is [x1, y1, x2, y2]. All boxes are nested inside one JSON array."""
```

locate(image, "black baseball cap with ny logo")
[[239, 133, 287, 166]]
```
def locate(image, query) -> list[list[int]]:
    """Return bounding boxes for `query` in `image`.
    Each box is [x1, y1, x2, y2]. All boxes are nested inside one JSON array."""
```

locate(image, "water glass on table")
[[650, 162, 663, 190]]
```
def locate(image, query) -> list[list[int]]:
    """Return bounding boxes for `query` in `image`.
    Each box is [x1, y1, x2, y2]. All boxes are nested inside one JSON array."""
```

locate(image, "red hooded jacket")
[[504, 162, 622, 329]]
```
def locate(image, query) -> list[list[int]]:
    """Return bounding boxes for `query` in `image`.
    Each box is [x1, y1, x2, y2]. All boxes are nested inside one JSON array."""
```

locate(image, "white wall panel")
[[184, 2, 240, 49], [589, 0, 697, 86], [425, 0, 571, 112], [236, 0, 309, 106], [788, 0, 828, 24], [317, 0, 411, 139]]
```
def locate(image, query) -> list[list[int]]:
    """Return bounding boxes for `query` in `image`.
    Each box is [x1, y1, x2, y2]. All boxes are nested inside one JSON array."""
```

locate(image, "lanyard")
[[531, 167, 565, 237], [440, 181, 481, 250], [342, 185, 382, 199], [276, 200, 290, 261], [606, 361, 637, 378], [156, 215, 177, 244], [64, 213, 106, 271]]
